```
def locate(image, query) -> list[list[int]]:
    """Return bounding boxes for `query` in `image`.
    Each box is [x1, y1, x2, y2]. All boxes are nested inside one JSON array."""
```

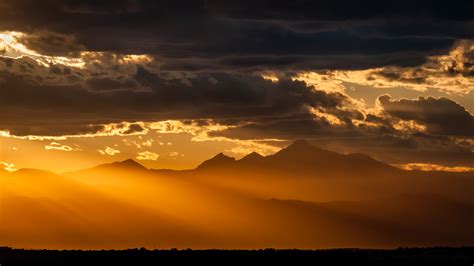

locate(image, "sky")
[[0, 0, 473, 172]]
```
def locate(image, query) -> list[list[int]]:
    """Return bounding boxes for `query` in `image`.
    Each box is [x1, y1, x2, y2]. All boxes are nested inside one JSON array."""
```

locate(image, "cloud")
[[210, 113, 357, 140], [0, 56, 347, 137], [122, 137, 154, 149], [14, 30, 86, 57], [294, 41, 474, 96], [136, 151, 159, 161], [98, 147, 121, 156], [44, 142, 80, 151], [0, 161, 16, 172], [396, 163, 474, 172], [378, 95, 474, 137], [1, 1, 471, 71]]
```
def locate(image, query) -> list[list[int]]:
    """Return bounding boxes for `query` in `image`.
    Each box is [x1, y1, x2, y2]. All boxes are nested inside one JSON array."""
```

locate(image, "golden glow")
[[122, 138, 155, 148], [149, 120, 282, 157], [44, 142, 80, 152], [0, 122, 149, 141], [120, 54, 154, 64], [80, 51, 155, 70], [0, 120, 285, 172], [136, 150, 159, 160], [98, 146, 121, 156], [261, 73, 279, 83], [392, 120, 427, 133], [0, 32, 15, 44], [0, 161, 17, 172], [294, 71, 346, 93], [0, 31, 155, 72], [351, 119, 380, 128], [308, 107, 345, 125], [226, 140, 280, 156], [295, 41, 474, 95], [396, 163, 474, 172], [149, 120, 230, 139], [1, 151, 473, 249], [0, 31, 86, 68]]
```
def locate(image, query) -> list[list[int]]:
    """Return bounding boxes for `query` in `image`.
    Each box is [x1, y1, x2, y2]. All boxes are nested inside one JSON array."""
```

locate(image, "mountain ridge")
[[193, 140, 397, 177], [64, 159, 148, 176], [197, 152, 236, 170], [22, 140, 472, 176]]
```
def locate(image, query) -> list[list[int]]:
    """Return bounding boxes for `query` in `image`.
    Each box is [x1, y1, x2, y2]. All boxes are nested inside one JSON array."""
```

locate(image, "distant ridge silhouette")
[[270, 139, 339, 161], [114, 159, 147, 169], [269, 139, 396, 174], [65, 159, 147, 175], [62, 140, 400, 181], [197, 152, 236, 169], [239, 152, 265, 165], [194, 139, 397, 177], [92, 159, 147, 171], [62, 140, 467, 177]]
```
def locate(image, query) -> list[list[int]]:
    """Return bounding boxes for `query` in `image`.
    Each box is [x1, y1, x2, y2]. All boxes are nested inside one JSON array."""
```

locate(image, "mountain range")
[[1, 140, 474, 249], [196, 139, 398, 176]]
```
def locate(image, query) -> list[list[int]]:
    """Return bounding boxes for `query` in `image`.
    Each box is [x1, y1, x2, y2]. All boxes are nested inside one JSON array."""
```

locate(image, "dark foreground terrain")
[[1, 247, 473, 266]]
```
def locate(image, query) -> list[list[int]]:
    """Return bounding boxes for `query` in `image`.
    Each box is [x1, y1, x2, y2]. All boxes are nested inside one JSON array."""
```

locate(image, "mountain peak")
[[271, 139, 340, 161], [278, 139, 317, 154], [197, 153, 236, 169], [100, 159, 147, 171], [213, 152, 234, 160], [63, 159, 147, 175], [242, 152, 264, 160], [239, 152, 265, 164], [118, 159, 145, 168]]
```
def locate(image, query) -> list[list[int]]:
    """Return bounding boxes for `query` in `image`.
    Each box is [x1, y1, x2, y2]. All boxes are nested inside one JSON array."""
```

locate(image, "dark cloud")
[[121, 123, 146, 135], [343, 83, 474, 114], [1, 0, 472, 71], [210, 114, 359, 140], [204, 0, 474, 21], [0, 68, 346, 136], [16, 31, 85, 57], [85, 77, 142, 92], [379, 95, 474, 137], [309, 134, 474, 168], [160, 52, 431, 71]]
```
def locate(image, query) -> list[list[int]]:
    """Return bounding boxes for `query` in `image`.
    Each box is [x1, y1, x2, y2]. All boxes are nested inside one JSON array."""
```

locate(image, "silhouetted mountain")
[[275, 139, 328, 155], [197, 153, 236, 170], [270, 140, 395, 174], [196, 139, 397, 177], [64, 159, 147, 176], [269, 139, 341, 163], [110, 159, 147, 170], [241, 152, 264, 161], [238, 152, 265, 166]]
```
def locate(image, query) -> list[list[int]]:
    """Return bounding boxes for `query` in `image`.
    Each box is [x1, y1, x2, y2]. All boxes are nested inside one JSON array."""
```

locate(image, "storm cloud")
[[1, 0, 472, 71], [0, 65, 347, 136], [379, 95, 474, 137]]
